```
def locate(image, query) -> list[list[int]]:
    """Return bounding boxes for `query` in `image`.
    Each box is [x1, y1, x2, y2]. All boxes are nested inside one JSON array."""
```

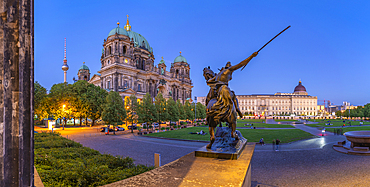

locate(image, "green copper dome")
[[79, 62, 89, 71], [107, 21, 153, 53], [174, 52, 187, 63]]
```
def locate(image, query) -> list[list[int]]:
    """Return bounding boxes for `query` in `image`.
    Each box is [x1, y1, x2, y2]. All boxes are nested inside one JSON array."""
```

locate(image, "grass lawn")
[[274, 119, 298, 122], [145, 127, 314, 143], [145, 127, 211, 141], [305, 121, 370, 127], [236, 123, 294, 128], [237, 119, 265, 122], [325, 126, 370, 133]]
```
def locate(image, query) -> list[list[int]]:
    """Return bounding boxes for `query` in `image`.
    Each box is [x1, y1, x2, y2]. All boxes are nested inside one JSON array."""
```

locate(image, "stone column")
[[0, 0, 34, 186], [114, 72, 118, 92]]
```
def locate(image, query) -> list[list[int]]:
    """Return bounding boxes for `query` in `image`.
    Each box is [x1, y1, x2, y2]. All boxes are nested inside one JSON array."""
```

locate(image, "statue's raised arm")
[[228, 52, 258, 72]]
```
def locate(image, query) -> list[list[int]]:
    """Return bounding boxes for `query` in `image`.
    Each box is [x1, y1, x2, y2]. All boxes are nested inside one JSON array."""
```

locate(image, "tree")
[[48, 82, 76, 129], [137, 93, 157, 131], [196, 102, 206, 119], [176, 99, 185, 120], [184, 100, 194, 121], [34, 81, 47, 121], [166, 97, 179, 128], [155, 93, 168, 129], [72, 80, 90, 126], [126, 94, 138, 133], [101, 91, 126, 134], [363, 103, 370, 118], [84, 84, 108, 126]]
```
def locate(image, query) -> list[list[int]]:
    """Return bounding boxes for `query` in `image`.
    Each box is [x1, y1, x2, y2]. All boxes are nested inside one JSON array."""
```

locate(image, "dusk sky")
[[35, 1, 370, 106]]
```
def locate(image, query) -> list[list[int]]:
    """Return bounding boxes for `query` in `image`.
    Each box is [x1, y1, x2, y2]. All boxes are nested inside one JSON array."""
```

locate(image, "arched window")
[[108, 46, 111, 54], [142, 41, 145, 48], [123, 45, 127, 54]]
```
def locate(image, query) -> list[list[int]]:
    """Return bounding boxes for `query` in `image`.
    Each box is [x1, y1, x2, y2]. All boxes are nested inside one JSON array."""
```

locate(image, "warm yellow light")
[[62, 104, 66, 108], [124, 59, 128, 63]]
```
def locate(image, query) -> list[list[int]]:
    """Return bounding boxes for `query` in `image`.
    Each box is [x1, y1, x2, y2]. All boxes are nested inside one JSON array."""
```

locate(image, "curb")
[[137, 134, 209, 143]]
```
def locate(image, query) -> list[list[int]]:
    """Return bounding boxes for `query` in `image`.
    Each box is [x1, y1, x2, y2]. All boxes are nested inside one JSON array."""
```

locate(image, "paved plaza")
[[68, 131, 370, 187], [40, 119, 370, 187]]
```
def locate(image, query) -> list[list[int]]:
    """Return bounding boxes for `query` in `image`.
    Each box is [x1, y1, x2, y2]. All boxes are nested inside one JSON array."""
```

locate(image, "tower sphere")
[[62, 64, 69, 71]]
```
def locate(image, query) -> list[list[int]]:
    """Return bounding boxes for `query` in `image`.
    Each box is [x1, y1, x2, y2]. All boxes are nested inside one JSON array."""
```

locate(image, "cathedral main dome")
[[107, 20, 153, 53]]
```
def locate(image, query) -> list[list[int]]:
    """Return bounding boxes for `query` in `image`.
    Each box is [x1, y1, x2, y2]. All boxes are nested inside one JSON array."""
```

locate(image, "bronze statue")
[[203, 52, 258, 148], [203, 26, 291, 149]]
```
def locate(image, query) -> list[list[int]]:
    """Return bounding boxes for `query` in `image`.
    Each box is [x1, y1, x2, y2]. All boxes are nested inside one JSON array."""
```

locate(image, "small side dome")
[[174, 51, 187, 63], [294, 81, 307, 93], [79, 62, 89, 71]]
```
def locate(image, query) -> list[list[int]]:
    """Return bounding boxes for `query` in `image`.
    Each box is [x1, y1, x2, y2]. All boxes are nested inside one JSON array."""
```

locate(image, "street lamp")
[[194, 96, 197, 124], [62, 104, 66, 130]]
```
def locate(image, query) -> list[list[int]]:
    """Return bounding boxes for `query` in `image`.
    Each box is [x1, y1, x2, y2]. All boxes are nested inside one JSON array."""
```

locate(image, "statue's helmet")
[[225, 61, 231, 69]]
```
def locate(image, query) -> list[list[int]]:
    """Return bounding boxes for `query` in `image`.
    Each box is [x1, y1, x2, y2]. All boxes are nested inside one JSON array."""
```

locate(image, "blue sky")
[[35, 1, 370, 106]]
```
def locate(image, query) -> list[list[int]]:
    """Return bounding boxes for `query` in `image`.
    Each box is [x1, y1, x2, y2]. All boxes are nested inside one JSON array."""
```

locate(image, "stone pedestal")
[[195, 127, 247, 159], [103, 143, 256, 187]]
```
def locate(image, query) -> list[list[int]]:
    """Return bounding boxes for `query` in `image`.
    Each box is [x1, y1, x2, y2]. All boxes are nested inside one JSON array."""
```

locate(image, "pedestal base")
[[195, 127, 247, 159], [103, 143, 256, 187]]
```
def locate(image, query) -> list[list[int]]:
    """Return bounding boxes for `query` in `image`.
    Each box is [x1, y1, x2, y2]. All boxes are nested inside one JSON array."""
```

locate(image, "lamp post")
[[62, 104, 66, 130], [194, 96, 197, 123]]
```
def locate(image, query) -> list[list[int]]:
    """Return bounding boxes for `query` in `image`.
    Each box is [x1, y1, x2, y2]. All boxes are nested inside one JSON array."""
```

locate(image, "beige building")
[[198, 81, 317, 116], [82, 16, 192, 103]]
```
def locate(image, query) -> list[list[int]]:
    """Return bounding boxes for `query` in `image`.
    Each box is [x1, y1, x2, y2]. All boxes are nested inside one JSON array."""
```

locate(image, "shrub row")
[[35, 132, 153, 186]]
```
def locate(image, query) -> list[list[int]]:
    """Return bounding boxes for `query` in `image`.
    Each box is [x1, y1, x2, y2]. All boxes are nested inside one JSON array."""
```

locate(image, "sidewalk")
[[254, 135, 346, 151], [294, 124, 334, 136]]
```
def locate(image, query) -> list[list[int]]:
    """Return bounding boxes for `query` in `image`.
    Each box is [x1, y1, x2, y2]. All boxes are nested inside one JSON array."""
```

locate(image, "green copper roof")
[[174, 54, 187, 63], [79, 64, 89, 71], [159, 57, 165, 64], [108, 26, 153, 53]]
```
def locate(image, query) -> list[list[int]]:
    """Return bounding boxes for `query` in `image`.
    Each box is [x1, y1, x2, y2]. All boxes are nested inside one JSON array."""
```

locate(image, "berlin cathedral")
[[77, 16, 193, 103]]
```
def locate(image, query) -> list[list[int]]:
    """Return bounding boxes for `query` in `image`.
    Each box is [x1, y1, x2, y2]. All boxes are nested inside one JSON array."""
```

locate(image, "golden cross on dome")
[[83, 62, 85, 64], [180, 51, 182, 55], [124, 14, 131, 31], [161, 56, 163, 60], [117, 21, 120, 26]]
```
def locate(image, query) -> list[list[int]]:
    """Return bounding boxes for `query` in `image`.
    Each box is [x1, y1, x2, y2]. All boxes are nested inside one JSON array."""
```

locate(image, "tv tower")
[[61, 38, 69, 83]]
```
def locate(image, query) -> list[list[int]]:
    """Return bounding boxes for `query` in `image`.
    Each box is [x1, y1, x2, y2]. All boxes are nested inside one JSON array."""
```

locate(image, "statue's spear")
[[241, 25, 291, 71]]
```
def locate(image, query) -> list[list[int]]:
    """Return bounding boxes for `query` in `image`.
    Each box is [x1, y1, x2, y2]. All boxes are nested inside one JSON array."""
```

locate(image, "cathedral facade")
[[83, 16, 193, 103]]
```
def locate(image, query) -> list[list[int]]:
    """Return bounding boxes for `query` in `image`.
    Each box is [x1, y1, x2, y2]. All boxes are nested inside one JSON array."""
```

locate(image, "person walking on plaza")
[[272, 139, 275, 150], [276, 139, 280, 151], [259, 138, 265, 146]]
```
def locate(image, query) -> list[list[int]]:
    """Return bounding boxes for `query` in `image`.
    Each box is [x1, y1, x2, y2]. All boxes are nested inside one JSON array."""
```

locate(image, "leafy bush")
[[35, 132, 153, 187]]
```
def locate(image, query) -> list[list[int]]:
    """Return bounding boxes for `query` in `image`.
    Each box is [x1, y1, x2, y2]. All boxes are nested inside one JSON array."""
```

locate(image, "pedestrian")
[[276, 139, 280, 151], [259, 138, 265, 146], [272, 139, 275, 150]]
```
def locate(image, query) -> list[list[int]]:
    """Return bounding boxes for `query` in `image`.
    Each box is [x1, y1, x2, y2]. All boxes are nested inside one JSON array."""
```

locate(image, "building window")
[[138, 84, 141, 92], [124, 81, 127, 88], [108, 81, 111, 89]]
